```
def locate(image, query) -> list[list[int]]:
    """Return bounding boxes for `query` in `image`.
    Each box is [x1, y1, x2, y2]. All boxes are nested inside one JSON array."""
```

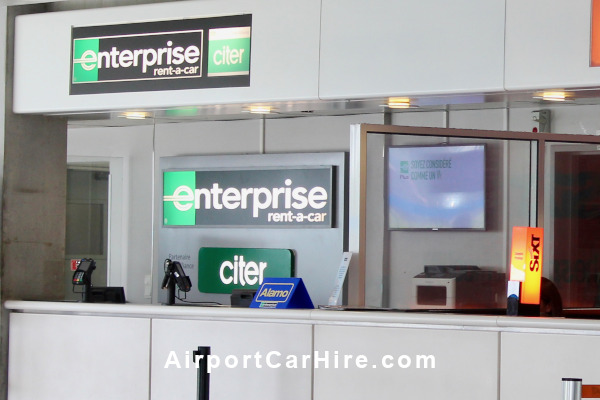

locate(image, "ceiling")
[[63, 88, 600, 129]]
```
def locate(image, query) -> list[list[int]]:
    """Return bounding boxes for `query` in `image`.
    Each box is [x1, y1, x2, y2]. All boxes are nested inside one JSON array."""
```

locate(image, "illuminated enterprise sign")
[[163, 167, 334, 227]]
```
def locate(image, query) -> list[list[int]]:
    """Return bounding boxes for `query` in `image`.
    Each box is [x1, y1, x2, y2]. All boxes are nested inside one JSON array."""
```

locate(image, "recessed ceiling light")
[[533, 91, 573, 102], [246, 105, 272, 114], [121, 111, 151, 120], [385, 97, 412, 109]]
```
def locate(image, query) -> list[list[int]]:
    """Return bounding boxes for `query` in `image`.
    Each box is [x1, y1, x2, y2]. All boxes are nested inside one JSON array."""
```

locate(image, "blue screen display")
[[387, 144, 485, 230]]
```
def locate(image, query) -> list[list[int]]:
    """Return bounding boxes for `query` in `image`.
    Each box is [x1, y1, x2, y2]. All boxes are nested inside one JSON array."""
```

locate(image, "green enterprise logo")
[[72, 38, 100, 83], [163, 171, 196, 226], [400, 161, 409, 174]]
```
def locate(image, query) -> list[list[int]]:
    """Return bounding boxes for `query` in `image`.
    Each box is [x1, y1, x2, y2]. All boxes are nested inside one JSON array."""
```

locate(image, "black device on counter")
[[231, 289, 257, 308], [161, 259, 192, 305], [89, 287, 126, 303], [72, 258, 96, 303]]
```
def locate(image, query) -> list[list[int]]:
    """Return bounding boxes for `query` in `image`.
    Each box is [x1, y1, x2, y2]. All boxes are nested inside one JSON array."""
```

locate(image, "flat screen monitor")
[[387, 144, 486, 230]]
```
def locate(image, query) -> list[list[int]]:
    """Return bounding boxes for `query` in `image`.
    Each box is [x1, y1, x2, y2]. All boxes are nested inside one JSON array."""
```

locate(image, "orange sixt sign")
[[509, 226, 544, 305], [592, 0, 600, 66]]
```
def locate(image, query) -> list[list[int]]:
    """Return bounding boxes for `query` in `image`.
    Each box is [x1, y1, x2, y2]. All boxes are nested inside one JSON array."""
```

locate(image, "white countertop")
[[5, 300, 600, 334]]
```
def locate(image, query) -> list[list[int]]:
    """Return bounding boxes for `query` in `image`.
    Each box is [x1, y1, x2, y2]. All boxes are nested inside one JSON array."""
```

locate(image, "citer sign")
[[198, 247, 294, 294]]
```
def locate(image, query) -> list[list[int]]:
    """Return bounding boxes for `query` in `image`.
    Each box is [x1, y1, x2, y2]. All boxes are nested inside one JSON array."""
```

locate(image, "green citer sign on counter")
[[198, 247, 294, 294]]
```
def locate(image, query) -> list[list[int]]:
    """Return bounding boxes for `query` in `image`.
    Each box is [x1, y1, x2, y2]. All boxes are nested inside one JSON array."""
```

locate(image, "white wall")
[[505, 0, 600, 90], [319, 0, 506, 99]]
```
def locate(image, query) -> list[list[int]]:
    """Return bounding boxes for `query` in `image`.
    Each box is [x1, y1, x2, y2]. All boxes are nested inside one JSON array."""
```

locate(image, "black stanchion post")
[[82, 280, 92, 303], [166, 279, 176, 305], [194, 346, 211, 400], [563, 378, 582, 400]]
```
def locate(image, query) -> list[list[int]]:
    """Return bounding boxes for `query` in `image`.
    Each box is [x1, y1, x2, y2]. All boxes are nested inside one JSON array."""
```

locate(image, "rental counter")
[[5, 301, 600, 400]]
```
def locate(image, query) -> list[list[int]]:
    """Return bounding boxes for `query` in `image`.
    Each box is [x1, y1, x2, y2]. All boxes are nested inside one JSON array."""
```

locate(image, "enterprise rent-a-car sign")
[[163, 167, 334, 227], [71, 14, 251, 94]]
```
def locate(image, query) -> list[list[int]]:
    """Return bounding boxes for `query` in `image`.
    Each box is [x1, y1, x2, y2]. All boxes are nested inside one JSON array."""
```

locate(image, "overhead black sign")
[[70, 14, 251, 95]]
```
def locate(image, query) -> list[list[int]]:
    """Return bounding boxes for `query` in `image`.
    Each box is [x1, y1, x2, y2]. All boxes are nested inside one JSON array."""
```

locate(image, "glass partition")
[[363, 133, 533, 309], [64, 164, 109, 301], [545, 142, 600, 309], [350, 124, 600, 316]]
